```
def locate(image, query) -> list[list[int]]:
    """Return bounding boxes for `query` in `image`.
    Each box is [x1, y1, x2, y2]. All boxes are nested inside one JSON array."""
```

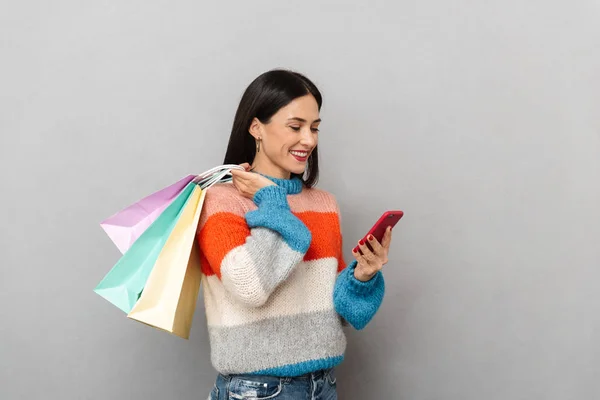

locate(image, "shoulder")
[[200, 182, 253, 221], [290, 186, 341, 214], [203, 181, 238, 200]]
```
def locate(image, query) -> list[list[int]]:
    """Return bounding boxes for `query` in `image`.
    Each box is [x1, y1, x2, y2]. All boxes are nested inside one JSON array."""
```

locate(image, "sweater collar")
[[259, 174, 303, 194]]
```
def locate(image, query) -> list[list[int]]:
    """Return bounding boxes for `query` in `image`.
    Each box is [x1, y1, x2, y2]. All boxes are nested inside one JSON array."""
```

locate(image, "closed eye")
[[290, 126, 320, 133]]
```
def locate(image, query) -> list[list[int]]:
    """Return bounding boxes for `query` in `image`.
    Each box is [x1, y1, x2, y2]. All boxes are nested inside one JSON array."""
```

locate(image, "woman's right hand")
[[230, 163, 276, 200]]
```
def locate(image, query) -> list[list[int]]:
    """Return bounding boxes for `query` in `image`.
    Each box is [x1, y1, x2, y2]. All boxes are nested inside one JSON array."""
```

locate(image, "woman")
[[197, 69, 393, 400]]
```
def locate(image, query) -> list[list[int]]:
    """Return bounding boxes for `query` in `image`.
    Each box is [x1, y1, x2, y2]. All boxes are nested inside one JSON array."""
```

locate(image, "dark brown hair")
[[223, 69, 322, 187]]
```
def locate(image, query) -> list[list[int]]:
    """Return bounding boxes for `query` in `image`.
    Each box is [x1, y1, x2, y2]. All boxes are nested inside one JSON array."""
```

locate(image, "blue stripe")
[[251, 356, 344, 377]]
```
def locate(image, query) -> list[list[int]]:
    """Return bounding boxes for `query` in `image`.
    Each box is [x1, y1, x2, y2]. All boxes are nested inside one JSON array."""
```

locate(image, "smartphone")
[[353, 210, 404, 254]]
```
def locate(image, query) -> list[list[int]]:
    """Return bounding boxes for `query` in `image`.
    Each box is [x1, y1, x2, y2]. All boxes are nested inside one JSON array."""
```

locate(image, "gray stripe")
[[221, 227, 304, 305], [208, 309, 347, 374]]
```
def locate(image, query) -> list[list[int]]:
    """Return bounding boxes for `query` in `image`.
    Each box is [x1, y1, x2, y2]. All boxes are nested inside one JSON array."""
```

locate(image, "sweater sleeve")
[[333, 260, 385, 330], [197, 185, 311, 307], [331, 199, 385, 330]]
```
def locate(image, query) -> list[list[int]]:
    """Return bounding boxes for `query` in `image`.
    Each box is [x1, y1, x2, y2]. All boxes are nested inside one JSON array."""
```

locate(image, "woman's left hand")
[[230, 163, 276, 200], [352, 226, 393, 282]]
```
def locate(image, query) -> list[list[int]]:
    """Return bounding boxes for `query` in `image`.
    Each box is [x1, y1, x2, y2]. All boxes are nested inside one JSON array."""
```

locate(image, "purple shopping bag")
[[100, 175, 196, 254]]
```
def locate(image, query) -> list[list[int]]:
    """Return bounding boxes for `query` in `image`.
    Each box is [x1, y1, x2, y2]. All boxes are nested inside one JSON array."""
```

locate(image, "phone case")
[[353, 210, 403, 254]]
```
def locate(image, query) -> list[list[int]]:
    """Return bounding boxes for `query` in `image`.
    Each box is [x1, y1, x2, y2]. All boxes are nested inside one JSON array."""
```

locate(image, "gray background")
[[1, 0, 599, 399]]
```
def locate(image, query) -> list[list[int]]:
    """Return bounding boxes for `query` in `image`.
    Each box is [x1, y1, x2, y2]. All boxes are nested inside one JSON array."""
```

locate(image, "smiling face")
[[249, 94, 320, 179]]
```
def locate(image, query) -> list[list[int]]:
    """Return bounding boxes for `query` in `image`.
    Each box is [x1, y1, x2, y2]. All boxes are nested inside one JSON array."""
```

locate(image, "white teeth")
[[290, 151, 308, 157]]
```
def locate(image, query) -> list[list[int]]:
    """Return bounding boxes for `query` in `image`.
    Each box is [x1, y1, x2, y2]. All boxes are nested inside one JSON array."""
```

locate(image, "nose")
[[299, 127, 317, 148]]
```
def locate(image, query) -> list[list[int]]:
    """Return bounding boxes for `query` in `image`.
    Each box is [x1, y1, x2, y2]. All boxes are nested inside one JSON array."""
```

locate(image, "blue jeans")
[[208, 368, 338, 400]]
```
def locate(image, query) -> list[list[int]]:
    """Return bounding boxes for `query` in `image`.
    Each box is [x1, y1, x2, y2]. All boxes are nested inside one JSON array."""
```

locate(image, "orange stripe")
[[197, 210, 346, 277], [295, 211, 342, 262], [337, 247, 347, 272], [199, 252, 214, 277], [197, 212, 250, 278]]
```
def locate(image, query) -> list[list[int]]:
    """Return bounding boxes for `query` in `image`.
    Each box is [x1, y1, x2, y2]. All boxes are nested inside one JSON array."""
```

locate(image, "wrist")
[[354, 265, 376, 282], [253, 185, 288, 208]]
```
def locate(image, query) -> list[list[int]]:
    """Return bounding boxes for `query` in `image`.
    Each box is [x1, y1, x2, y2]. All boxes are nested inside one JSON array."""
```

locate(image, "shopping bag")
[[100, 175, 196, 254], [127, 184, 206, 339], [94, 182, 197, 313], [100, 165, 244, 254]]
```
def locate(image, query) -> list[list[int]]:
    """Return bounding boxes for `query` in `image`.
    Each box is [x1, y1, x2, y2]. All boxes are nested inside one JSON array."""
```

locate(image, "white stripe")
[[203, 257, 339, 328], [219, 245, 271, 307]]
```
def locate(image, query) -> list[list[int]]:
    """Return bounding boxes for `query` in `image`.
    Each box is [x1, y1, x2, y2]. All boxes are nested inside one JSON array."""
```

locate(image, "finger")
[[230, 169, 252, 181], [357, 240, 377, 263], [231, 168, 249, 177], [352, 247, 368, 265], [382, 226, 393, 249], [239, 162, 251, 171], [366, 234, 385, 256], [352, 248, 378, 276]]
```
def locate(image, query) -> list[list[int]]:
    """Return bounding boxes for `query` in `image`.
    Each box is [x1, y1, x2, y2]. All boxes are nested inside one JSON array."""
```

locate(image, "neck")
[[251, 158, 291, 180], [250, 158, 303, 195]]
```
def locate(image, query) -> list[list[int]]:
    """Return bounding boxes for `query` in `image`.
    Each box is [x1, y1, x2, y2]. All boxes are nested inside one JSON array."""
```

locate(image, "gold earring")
[[256, 138, 261, 153]]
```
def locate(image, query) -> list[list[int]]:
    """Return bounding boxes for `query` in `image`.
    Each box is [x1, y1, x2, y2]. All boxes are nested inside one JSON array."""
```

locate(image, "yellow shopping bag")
[[127, 184, 206, 339]]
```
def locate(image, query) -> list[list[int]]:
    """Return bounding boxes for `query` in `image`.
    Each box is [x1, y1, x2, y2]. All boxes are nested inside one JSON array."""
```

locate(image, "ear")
[[248, 117, 263, 140]]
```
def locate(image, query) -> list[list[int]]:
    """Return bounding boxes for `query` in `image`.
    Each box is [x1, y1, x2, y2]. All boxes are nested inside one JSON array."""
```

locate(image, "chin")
[[289, 165, 307, 175]]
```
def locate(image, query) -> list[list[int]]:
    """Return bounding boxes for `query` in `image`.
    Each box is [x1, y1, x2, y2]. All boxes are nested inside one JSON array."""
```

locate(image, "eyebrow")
[[287, 117, 321, 123]]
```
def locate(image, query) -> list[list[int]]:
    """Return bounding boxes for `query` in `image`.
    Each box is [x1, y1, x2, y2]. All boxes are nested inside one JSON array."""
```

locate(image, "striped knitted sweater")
[[196, 175, 385, 377]]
